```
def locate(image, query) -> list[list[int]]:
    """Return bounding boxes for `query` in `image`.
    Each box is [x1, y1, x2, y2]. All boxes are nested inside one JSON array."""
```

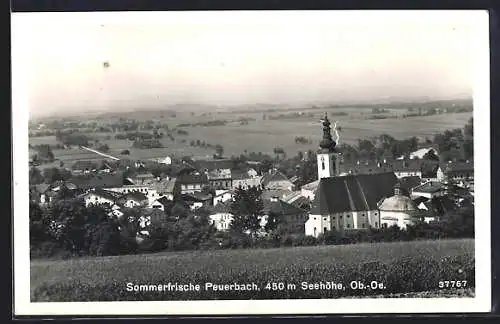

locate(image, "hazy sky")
[[13, 11, 481, 117]]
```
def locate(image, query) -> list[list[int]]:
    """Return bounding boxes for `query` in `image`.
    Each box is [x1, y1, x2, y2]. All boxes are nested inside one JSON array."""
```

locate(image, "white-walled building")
[[82, 190, 122, 207], [209, 202, 234, 231], [378, 183, 421, 230], [213, 189, 233, 206]]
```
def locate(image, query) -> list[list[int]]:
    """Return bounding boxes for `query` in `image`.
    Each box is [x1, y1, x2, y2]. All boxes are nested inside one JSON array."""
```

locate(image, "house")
[[106, 185, 161, 205], [119, 192, 149, 208], [208, 202, 234, 231], [70, 172, 124, 190], [263, 196, 308, 233], [232, 171, 262, 190], [149, 196, 173, 211], [378, 183, 423, 229], [141, 209, 169, 230], [152, 178, 179, 201], [442, 161, 474, 181], [391, 159, 423, 178], [398, 176, 422, 196], [300, 179, 320, 201], [305, 172, 398, 237], [206, 168, 232, 190], [149, 156, 172, 165], [408, 147, 439, 160], [261, 169, 295, 191], [177, 173, 209, 194], [261, 189, 295, 202], [411, 181, 446, 199], [108, 204, 125, 219], [339, 160, 394, 176], [418, 196, 458, 217], [82, 189, 122, 207], [282, 191, 311, 210], [128, 172, 157, 185], [71, 160, 98, 174], [192, 159, 236, 173], [213, 189, 233, 206], [182, 191, 213, 210]]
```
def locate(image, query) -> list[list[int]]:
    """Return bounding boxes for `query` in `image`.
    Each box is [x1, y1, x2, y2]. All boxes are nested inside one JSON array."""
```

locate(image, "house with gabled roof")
[[119, 191, 149, 208], [441, 160, 474, 181], [261, 169, 295, 191], [71, 160, 98, 174], [411, 181, 446, 199], [81, 189, 122, 207], [177, 173, 209, 194], [263, 197, 308, 233]]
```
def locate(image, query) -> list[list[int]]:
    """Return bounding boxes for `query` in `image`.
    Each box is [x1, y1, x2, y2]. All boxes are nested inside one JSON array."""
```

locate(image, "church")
[[305, 113, 399, 237]]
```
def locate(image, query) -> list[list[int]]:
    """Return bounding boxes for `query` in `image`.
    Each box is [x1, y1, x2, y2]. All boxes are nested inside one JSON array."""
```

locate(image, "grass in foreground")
[[30, 239, 474, 301]]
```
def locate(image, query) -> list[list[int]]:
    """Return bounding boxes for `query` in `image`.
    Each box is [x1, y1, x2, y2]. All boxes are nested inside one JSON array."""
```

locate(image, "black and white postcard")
[[12, 10, 491, 315]]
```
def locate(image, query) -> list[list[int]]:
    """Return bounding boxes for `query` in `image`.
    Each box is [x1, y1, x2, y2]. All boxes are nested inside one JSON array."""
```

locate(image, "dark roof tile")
[[310, 172, 398, 215]]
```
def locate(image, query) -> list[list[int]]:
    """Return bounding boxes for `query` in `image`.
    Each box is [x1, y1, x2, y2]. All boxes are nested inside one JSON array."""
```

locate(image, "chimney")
[[394, 182, 402, 196]]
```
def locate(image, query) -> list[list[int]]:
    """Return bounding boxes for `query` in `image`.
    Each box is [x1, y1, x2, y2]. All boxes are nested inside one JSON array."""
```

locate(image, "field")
[[30, 239, 474, 302], [29, 108, 473, 164]]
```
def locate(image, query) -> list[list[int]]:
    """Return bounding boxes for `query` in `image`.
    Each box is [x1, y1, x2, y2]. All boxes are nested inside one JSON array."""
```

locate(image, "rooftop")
[[412, 181, 445, 194], [310, 172, 398, 215]]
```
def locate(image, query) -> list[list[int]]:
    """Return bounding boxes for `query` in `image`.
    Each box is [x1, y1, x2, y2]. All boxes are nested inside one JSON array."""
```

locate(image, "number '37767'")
[[438, 280, 467, 289]]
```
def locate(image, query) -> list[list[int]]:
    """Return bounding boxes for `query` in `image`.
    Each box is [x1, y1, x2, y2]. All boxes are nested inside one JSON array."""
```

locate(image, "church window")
[[347, 215, 350, 218], [323, 218, 327, 221], [322, 162, 325, 170], [314, 227, 317, 236], [362, 223, 366, 228], [347, 224, 350, 228], [375, 222, 378, 227], [324, 227, 327, 232], [313, 217, 316, 220]]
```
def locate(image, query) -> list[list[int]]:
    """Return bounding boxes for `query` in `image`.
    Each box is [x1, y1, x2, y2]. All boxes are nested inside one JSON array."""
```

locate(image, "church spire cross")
[[319, 112, 336, 152]]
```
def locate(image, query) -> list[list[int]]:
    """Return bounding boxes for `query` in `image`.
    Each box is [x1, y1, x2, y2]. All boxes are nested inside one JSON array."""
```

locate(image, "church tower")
[[317, 112, 340, 179]]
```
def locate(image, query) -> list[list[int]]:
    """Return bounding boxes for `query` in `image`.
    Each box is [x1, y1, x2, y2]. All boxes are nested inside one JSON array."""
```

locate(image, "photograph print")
[[12, 10, 491, 316]]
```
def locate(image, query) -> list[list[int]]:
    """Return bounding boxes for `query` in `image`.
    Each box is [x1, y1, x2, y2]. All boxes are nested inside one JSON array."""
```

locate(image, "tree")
[[230, 187, 264, 237], [29, 167, 44, 185], [120, 149, 130, 155], [423, 149, 440, 161], [215, 144, 224, 158], [264, 211, 283, 233]]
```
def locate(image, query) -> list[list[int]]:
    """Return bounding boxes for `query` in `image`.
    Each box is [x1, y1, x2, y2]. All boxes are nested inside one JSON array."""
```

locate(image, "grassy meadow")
[[30, 239, 474, 301], [29, 107, 473, 164]]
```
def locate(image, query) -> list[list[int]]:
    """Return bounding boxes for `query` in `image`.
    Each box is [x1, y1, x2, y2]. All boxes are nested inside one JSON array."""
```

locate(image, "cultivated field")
[[30, 239, 474, 302], [29, 108, 473, 164]]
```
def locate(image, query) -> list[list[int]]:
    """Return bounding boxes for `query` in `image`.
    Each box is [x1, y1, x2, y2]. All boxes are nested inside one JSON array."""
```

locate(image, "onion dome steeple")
[[318, 112, 337, 153]]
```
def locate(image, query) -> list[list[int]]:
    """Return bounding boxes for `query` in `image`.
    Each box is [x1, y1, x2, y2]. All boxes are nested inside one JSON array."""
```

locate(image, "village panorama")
[[28, 98, 475, 301]]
